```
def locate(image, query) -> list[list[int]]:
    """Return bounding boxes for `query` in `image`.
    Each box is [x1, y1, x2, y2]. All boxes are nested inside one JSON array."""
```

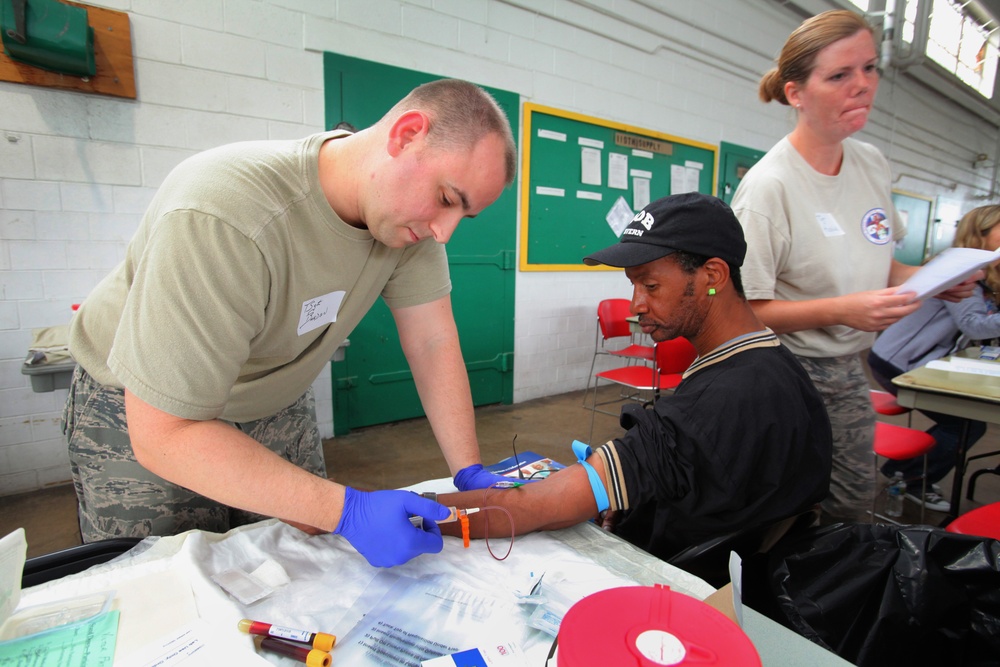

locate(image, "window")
[[847, 0, 998, 99], [925, 0, 998, 98]]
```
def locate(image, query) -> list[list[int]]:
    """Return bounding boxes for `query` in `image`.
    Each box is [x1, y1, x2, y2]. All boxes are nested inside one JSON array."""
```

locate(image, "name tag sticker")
[[297, 290, 345, 335], [815, 212, 844, 237]]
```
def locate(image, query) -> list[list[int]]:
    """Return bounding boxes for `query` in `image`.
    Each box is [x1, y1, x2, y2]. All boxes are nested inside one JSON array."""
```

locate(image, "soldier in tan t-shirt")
[[66, 79, 518, 568], [730, 11, 976, 523]]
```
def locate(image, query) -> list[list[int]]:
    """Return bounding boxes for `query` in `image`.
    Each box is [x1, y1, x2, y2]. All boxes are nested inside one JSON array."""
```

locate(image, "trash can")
[[22, 324, 75, 392], [21, 358, 76, 392], [742, 522, 1000, 667]]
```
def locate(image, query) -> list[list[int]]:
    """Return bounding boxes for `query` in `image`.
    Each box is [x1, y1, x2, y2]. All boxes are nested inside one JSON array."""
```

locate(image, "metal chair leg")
[[871, 454, 900, 525], [919, 454, 928, 525], [967, 465, 1000, 501], [588, 377, 600, 444], [582, 351, 599, 407]]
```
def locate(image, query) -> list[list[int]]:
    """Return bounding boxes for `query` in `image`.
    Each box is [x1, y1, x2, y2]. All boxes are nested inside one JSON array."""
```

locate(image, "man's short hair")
[[382, 79, 517, 185], [673, 251, 746, 299]]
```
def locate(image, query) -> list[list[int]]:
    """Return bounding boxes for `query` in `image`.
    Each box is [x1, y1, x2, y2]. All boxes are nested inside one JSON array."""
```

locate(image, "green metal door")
[[890, 191, 934, 266], [323, 54, 518, 433], [717, 141, 765, 205]]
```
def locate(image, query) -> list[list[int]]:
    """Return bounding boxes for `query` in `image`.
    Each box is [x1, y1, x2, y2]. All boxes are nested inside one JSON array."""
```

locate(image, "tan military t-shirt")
[[70, 131, 450, 422], [731, 137, 904, 358]]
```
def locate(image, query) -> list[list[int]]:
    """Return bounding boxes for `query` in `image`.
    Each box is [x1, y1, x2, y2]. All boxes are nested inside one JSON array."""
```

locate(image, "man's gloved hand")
[[334, 488, 451, 567], [453, 463, 521, 491]]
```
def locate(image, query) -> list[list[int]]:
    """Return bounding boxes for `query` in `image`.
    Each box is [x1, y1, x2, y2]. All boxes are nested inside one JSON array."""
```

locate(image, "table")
[[892, 356, 1000, 520], [4, 481, 851, 666]]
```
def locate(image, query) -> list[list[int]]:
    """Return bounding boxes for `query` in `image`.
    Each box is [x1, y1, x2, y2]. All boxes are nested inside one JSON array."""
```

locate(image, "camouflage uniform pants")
[[795, 354, 876, 524], [63, 366, 326, 543]]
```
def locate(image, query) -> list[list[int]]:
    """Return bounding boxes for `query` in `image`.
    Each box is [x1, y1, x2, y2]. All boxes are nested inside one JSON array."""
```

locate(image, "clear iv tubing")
[[481, 483, 517, 561]]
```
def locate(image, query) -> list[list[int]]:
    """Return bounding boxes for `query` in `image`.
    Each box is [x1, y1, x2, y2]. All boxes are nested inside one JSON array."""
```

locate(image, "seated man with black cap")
[[437, 193, 832, 560]]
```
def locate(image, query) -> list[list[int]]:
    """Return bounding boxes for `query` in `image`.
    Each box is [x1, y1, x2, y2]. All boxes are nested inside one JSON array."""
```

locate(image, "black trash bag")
[[742, 523, 1000, 667]]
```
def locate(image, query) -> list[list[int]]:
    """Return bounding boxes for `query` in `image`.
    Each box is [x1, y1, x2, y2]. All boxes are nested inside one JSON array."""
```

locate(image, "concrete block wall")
[[1, 0, 997, 495], [0, 0, 329, 497]]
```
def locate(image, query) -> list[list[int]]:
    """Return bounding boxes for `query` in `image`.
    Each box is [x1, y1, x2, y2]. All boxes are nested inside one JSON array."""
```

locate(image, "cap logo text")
[[632, 211, 654, 230]]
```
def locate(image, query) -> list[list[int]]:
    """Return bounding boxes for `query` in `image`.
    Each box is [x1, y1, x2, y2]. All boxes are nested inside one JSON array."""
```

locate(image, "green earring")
[[708, 288, 716, 296]]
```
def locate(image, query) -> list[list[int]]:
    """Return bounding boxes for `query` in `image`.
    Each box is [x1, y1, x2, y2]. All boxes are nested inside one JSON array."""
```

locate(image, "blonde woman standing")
[[730, 10, 974, 522]]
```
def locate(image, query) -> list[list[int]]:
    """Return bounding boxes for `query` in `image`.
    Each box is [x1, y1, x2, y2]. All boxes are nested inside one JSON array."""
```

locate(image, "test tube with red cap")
[[254, 636, 331, 667], [238, 618, 336, 651]]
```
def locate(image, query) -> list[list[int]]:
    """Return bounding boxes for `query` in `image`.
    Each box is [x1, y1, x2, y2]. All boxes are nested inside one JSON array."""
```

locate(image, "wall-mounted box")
[[21, 359, 75, 392], [1, 0, 96, 77], [0, 0, 134, 98]]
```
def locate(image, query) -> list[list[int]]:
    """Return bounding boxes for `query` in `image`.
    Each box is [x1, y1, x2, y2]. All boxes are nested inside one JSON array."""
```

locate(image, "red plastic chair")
[[945, 502, 1000, 540], [583, 299, 654, 404], [586, 337, 697, 443], [872, 421, 937, 524], [870, 389, 912, 426], [870, 389, 908, 416], [655, 336, 697, 395]]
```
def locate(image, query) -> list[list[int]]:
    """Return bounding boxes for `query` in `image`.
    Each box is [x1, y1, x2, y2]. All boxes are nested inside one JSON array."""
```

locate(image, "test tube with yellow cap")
[[238, 618, 336, 651]]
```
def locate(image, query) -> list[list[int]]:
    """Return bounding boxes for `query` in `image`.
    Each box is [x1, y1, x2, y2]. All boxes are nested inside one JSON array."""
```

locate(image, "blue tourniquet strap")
[[571, 440, 610, 512]]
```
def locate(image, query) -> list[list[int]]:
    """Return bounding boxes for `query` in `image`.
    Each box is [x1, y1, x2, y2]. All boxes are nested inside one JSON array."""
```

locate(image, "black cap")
[[583, 193, 747, 268]]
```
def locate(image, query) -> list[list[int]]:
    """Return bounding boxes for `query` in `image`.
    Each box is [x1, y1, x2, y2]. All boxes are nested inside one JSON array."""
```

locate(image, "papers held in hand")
[[896, 247, 1000, 303]]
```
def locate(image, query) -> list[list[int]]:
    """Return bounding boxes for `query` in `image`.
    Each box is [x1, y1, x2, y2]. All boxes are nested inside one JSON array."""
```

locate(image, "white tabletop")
[[9, 481, 852, 666]]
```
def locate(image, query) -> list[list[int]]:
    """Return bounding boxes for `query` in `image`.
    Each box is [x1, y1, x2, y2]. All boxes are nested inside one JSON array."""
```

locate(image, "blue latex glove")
[[334, 488, 451, 567], [454, 463, 527, 491]]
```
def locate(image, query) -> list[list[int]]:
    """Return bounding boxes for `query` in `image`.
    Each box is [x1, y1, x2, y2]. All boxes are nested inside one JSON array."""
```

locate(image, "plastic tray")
[[20, 360, 76, 393], [0, 590, 115, 643]]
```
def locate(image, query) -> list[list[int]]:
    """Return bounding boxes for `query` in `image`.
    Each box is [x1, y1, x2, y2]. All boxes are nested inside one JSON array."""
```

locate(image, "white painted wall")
[[1, 0, 996, 496]]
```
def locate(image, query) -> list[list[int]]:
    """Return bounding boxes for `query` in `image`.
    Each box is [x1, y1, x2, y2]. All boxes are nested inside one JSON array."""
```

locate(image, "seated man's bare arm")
[[436, 457, 606, 539]]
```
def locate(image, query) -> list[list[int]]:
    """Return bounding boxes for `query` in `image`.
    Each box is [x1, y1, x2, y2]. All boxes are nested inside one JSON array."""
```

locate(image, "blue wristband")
[[571, 440, 610, 513]]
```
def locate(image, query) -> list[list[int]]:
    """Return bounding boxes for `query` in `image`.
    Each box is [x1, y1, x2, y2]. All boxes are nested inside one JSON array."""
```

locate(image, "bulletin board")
[[520, 103, 717, 271]]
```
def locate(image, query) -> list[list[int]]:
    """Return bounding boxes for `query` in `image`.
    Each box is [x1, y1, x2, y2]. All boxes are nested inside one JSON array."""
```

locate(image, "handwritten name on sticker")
[[297, 291, 346, 336], [814, 212, 844, 237]]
